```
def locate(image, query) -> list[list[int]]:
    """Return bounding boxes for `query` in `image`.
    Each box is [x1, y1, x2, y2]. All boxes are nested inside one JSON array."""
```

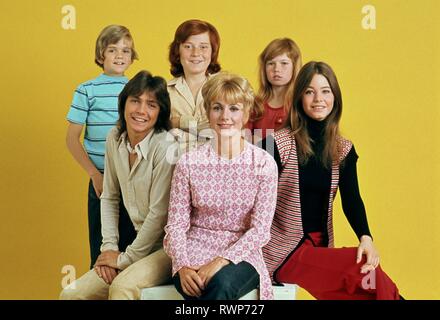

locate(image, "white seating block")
[[140, 283, 296, 300]]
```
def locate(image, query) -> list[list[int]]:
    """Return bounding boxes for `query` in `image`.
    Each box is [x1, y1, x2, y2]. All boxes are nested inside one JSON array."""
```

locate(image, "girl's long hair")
[[253, 38, 302, 121], [287, 61, 343, 169]]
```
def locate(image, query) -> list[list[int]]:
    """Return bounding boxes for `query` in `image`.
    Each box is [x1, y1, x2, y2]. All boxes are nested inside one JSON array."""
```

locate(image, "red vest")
[[262, 128, 353, 281]]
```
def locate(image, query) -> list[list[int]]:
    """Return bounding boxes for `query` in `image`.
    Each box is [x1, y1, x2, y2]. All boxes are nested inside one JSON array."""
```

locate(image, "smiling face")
[[208, 99, 247, 138], [301, 74, 335, 121], [265, 52, 294, 88], [179, 32, 212, 76], [124, 91, 160, 139], [100, 38, 133, 76]]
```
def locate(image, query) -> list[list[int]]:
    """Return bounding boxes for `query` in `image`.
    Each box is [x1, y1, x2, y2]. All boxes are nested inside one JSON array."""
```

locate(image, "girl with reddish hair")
[[247, 38, 302, 143]]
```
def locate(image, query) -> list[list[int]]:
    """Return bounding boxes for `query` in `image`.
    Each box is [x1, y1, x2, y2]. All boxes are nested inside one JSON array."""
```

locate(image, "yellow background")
[[0, 0, 438, 299]]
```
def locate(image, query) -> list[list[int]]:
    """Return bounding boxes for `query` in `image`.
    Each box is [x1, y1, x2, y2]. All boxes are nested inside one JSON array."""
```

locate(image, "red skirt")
[[275, 232, 400, 300]]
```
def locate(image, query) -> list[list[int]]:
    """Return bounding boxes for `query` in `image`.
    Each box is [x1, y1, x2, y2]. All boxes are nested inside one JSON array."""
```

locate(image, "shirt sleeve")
[[221, 156, 278, 264], [178, 114, 196, 130], [178, 114, 211, 135], [169, 102, 203, 132], [163, 156, 192, 275], [339, 146, 373, 240], [67, 84, 90, 124], [100, 134, 121, 253], [117, 141, 176, 270]]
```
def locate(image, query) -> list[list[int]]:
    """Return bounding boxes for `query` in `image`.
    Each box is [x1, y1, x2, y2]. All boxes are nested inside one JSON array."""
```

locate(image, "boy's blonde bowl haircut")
[[202, 72, 254, 123], [95, 25, 139, 68]]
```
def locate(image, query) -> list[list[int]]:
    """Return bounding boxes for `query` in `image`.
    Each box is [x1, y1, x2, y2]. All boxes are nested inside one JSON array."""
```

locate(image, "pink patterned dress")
[[164, 141, 278, 300]]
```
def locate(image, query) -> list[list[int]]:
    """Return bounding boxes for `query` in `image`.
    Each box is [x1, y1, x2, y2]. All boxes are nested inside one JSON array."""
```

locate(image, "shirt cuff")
[[171, 258, 191, 276], [116, 252, 131, 270], [220, 252, 242, 265], [100, 242, 118, 253]]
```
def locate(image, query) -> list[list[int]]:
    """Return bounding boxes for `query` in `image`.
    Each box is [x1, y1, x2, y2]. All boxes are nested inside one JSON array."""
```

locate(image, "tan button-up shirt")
[[167, 76, 210, 131], [100, 127, 178, 270], [167, 76, 214, 152]]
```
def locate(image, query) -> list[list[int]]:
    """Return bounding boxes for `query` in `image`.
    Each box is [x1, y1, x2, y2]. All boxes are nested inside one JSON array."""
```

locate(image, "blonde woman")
[[164, 73, 278, 300]]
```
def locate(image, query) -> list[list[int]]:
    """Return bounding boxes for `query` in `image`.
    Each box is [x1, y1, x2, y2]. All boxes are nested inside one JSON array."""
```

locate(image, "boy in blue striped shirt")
[[66, 25, 138, 268]]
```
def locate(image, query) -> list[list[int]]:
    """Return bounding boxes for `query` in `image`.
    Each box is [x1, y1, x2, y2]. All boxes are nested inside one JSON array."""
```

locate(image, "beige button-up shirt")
[[167, 76, 210, 131], [167, 76, 214, 152], [100, 127, 178, 270]]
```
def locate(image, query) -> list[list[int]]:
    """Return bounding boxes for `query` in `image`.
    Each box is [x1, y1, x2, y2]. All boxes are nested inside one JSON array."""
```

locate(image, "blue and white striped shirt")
[[67, 74, 128, 171]]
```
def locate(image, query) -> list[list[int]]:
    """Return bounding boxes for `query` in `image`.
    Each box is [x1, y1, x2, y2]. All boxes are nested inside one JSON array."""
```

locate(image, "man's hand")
[[95, 250, 120, 269], [94, 265, 118, 285]]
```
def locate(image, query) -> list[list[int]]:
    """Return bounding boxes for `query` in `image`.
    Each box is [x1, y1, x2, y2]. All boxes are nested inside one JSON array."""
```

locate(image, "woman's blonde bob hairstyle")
[[202, 72, 254, 123]]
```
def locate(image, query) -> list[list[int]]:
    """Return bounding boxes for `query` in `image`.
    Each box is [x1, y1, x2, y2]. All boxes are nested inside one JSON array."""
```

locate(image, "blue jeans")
[[173, 261, 259, 300], [87, 180, 136, 269]]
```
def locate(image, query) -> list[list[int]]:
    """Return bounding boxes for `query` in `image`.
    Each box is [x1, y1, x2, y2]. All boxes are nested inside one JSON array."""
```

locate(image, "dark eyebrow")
[[306, 85, 331, 89]]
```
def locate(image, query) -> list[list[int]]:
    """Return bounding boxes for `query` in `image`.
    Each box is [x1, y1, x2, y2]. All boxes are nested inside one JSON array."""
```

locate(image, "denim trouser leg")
[[87, 180, 136, 269], [87, 180, 101, 269], [173, 261, 259, 300]]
